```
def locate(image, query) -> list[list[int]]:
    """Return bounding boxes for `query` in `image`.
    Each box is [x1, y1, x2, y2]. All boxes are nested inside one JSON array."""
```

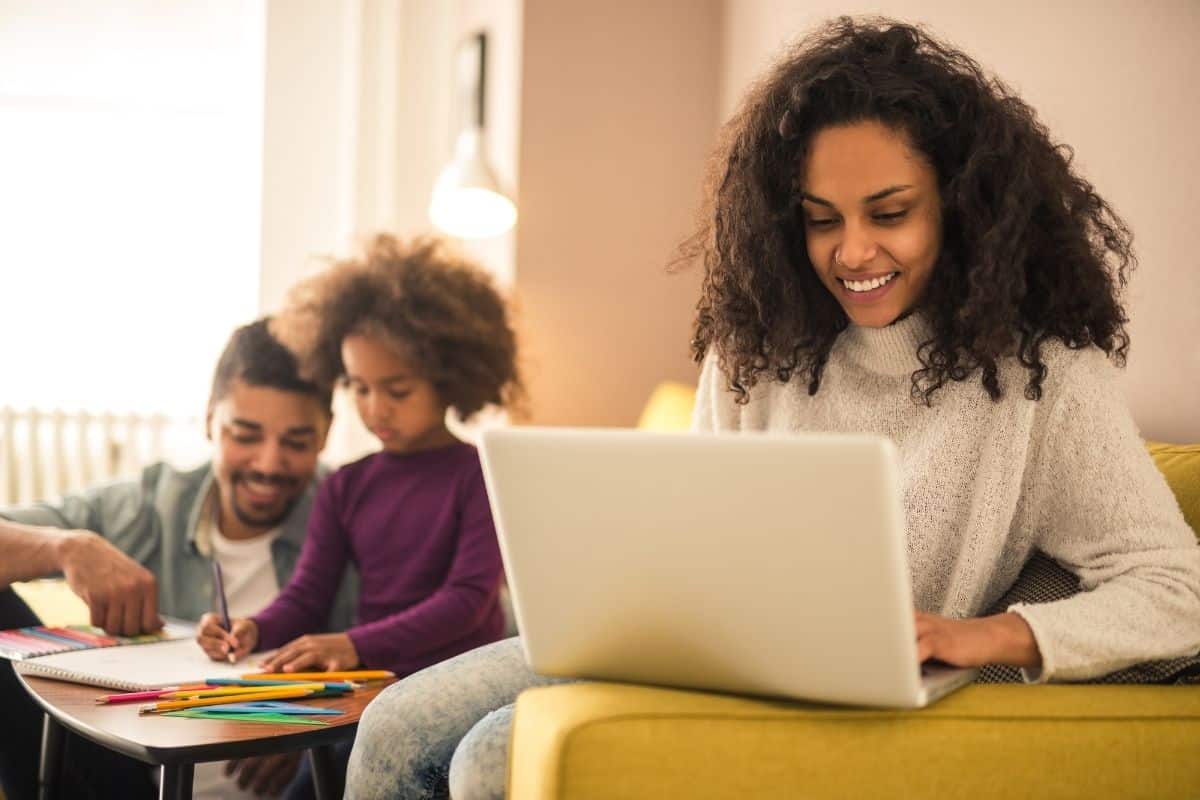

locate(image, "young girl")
[[341, 18, 1200, 800], [196, 235, 523, 793]]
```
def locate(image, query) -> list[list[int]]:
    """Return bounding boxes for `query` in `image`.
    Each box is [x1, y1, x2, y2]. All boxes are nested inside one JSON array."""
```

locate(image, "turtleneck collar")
[[837, 312, 932, 377]]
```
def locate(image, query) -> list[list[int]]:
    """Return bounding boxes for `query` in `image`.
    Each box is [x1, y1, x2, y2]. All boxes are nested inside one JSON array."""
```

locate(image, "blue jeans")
[[344, 637, 568, 800]]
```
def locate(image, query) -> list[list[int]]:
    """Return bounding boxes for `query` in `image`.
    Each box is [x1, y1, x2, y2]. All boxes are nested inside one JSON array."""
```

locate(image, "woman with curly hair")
[[342, 18, 1200, 800], [195, 234, 523, 797], [685, 15, 1198, 679]]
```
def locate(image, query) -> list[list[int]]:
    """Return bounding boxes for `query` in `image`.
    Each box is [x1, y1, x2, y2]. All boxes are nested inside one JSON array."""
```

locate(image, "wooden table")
[[16, 672, 394, 800]]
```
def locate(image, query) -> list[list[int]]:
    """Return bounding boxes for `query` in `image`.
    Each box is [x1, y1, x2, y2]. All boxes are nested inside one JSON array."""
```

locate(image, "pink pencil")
[[95, 684, 212, 705]]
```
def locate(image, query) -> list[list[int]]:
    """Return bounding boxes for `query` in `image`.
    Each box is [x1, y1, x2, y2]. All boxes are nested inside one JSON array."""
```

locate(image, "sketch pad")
[[14, 636, 277, 691]]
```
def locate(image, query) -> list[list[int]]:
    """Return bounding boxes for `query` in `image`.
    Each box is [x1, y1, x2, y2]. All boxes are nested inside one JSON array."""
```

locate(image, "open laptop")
[[478, 427, 977, 709]]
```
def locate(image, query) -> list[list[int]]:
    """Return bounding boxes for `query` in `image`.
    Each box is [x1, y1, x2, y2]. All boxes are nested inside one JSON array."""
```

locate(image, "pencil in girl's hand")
[[211, 560, 237, 664]]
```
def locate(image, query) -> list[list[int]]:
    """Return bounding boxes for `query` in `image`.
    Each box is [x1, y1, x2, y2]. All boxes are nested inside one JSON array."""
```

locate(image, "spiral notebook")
[[12, 627, 277, 691]]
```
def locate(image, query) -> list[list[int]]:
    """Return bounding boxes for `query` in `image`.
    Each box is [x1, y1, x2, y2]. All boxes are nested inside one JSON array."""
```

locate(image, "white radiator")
[[0, 407, 206, 507]]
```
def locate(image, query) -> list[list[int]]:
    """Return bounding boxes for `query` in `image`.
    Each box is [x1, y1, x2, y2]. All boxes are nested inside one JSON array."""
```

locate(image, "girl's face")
[[799, 120, 942, 328], [341, 334, 455, 454]]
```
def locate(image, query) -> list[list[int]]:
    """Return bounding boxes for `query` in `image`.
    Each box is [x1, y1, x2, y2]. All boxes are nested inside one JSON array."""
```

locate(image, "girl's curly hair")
[[272, 234, 524, 420], [684, 16, 1133, 404]]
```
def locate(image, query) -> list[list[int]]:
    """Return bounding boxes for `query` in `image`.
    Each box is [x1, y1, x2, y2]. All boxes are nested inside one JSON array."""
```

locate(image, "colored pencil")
[[95, 685, 212, 705], [206, 678, 357, 691], [138, 686, 319, 714], [244, 670, 395, 682], [161, 683, 329, 700], [210, 560, 237, 664]]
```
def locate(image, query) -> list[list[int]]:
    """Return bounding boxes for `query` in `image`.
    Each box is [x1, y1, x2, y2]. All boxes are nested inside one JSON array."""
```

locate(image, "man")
[[0, 318, 356, 800]]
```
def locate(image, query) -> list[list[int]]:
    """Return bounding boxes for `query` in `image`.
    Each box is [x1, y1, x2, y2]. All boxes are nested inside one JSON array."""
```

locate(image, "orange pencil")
[[138, 686, 317, 714], [160, 683, 327, 700], [244, 670, 395, 682]]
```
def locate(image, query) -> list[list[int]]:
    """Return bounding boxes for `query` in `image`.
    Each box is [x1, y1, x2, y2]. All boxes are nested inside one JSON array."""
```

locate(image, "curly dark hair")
[[272, 234, 524, 420], [683, 16, 1133, 404]]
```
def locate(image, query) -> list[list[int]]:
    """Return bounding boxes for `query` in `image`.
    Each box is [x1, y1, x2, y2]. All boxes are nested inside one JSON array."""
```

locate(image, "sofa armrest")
[[510, 681, 1200, 799]]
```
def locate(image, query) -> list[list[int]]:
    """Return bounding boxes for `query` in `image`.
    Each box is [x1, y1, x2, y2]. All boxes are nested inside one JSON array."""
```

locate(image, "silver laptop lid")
[[480, 427, 931, 708]]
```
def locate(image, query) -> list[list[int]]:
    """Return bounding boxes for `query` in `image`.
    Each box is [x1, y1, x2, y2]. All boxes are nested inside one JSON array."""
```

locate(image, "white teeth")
[[842, 272, 896, 293]]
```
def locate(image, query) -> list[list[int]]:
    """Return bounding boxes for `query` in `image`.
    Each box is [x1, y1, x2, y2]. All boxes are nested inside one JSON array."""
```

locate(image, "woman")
[[343, 18, 1200, 800]]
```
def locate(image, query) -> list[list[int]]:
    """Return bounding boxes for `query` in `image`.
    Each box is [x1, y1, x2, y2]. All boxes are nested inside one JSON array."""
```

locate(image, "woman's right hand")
[[196, 613, 258, 663]]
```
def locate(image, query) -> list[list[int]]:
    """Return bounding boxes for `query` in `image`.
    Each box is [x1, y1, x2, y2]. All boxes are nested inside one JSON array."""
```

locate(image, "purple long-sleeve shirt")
[[252, 442, 506, 676]]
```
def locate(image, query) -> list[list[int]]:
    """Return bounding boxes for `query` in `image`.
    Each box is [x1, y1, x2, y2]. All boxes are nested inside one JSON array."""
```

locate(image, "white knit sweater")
[[692, 313, 1200, 681]]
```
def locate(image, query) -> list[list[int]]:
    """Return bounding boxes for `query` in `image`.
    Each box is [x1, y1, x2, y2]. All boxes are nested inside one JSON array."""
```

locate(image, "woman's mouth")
[[838, 271, 898, 301]]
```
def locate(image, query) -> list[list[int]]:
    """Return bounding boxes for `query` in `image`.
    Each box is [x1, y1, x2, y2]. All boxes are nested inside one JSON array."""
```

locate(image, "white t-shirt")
[[192, 492, 285, 800]]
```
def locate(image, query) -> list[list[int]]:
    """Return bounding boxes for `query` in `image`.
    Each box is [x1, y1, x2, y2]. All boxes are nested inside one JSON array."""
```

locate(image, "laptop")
[[478, 427, 977, 709]]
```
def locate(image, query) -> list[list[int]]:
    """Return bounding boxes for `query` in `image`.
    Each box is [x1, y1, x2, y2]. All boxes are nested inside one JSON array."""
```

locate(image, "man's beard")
[[230, 469, 301, 529]]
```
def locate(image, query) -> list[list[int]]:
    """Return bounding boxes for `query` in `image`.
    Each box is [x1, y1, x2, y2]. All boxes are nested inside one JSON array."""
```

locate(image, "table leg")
[[38, 713, 64, 800], [159, 762, 194, 800], [309, 744, 342, 800]]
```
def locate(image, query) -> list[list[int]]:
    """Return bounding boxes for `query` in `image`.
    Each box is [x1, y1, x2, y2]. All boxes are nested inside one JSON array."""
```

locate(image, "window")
[[0, 1, 264, 417]]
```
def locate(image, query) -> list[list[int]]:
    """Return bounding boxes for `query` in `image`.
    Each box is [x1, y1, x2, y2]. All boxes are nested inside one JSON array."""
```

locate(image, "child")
[[341, 18, 1200, 800], [197, 235, 521, 685]]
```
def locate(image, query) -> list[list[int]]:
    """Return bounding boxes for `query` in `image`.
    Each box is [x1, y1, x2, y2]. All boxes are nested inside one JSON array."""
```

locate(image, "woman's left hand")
[[258, 632, 360, 673], [914, 611, 1042, 669]]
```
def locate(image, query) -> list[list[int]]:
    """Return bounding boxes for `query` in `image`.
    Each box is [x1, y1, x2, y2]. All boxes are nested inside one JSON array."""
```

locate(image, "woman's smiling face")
[[800, 120, 943, 328]]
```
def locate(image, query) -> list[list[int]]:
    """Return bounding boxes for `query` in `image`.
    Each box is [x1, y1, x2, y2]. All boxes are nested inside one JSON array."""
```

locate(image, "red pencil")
[[95, 684, 212, 705]]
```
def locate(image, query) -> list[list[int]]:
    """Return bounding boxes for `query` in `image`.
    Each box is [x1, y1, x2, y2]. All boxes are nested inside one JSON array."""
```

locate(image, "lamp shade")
[[429, 128, 516, 239], [429, 31, 516, 240]]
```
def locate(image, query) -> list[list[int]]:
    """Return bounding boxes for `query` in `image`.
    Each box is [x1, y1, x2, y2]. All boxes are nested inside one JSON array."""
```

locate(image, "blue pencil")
[[205, 678, 356, 691]]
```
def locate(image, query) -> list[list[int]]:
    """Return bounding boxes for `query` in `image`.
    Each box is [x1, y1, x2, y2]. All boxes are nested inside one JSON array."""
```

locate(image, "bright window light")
[[0, 1, 264, 417]]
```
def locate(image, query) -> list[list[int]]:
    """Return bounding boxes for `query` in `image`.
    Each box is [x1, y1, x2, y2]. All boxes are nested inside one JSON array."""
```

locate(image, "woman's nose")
[[836, 224, 879, 268]]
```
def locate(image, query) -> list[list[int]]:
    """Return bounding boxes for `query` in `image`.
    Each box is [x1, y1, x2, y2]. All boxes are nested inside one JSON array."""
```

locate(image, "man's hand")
[[914, 610, 1042, 669], [197, 613, 258, 663], [224, 752, 302, 796], [56, 531, 162, 635], [258, 633, 360, 674]]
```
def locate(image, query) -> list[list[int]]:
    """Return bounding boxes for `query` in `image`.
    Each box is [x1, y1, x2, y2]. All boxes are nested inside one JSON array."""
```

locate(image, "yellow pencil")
[[138, 686, 317, 714], [244, 670, 395, 682], [161, 683, 327, 700]]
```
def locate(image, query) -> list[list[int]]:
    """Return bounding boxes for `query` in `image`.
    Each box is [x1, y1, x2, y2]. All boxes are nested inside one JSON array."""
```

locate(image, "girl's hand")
[[914, 610, 1042, 669], [258, 632, 360, 673], [196, 613, 258, 663]]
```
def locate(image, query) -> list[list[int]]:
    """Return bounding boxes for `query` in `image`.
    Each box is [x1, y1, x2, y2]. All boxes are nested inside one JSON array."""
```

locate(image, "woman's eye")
[[874, 210, 908, 224], [231, 436, 258, 445], [805, 217, 837, 229], [388, 391, 411, 402]]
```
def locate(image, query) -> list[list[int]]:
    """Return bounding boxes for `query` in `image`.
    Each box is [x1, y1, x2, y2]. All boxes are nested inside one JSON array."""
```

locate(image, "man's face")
[[206, 380, 330, 538]]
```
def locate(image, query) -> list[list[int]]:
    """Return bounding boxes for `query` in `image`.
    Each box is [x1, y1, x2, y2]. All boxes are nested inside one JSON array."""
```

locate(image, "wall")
[[719, 0, 1200, 441], [259, 0, 361, 314], [514, 0, 720, 426]]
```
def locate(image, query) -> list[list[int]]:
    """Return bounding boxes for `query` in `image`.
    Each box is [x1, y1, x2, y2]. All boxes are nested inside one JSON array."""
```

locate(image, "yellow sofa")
[[508, 386, 1200, 799]]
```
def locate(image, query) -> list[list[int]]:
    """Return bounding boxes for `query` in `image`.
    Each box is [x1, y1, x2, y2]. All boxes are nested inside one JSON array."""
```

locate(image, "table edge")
[[15, 671, 361, 765]]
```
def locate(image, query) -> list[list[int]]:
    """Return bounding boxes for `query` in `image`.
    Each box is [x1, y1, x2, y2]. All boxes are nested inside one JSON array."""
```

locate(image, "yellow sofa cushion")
[[510, 682, 1200, 799], [1148, 441, 1200, 538]]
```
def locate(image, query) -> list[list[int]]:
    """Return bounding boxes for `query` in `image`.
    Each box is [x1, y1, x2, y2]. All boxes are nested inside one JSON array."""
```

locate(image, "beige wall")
[[514, 0, 719, 426], [719, 0, 1200, 442]]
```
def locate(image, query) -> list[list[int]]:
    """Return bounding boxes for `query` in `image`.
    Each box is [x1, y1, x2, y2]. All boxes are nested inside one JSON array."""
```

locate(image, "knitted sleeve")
[[1008, 349, 1200, 681]]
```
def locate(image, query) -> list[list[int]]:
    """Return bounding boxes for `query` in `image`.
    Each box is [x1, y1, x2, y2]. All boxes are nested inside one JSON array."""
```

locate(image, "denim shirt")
[[0, 461, 358, 630]]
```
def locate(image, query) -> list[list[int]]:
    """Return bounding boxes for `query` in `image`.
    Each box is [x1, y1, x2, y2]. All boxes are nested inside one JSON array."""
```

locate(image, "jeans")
[[344, 637, 568, 800], [0, 588, 155, 800]]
